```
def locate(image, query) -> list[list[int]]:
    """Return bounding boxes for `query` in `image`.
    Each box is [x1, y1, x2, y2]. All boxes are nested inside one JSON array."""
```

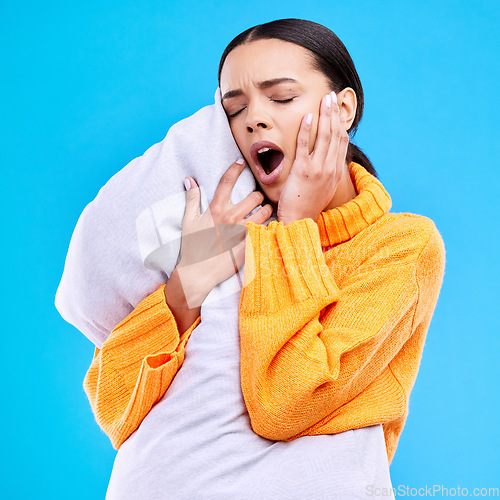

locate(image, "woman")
[[82, 19, 445, 499]]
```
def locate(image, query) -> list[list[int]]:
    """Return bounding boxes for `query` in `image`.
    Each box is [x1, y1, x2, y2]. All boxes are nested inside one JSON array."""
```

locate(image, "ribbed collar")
[[316, 162, 392, 248]]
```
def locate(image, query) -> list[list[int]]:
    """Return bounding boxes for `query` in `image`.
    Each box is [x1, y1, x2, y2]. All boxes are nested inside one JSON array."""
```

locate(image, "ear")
[[337, 87, 357, 131]]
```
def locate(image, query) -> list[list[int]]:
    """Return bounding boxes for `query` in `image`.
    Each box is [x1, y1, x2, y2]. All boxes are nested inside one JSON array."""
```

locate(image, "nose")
[[245, 101, 273, 133]]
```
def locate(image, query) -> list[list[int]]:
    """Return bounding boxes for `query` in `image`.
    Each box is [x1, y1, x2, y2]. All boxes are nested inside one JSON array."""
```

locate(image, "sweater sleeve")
[[239, 218, 445, 442], [83, 284, 201, 449]]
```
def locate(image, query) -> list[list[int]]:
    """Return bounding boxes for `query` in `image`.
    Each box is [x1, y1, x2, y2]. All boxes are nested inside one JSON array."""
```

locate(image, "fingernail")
[[331, 91, 337, 104], [306, 113, 312, 124], [236, 158, 245, 165], [325, 94, 331, 108], [184, 177, 191, 190]]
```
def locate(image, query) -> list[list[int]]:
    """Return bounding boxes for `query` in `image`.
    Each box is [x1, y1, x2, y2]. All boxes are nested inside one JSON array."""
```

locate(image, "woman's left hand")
[[277, 92, 350, 225]]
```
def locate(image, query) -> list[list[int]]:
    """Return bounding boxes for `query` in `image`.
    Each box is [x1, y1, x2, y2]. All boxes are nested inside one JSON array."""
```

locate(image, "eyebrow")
[[221, 77, 299, 101]]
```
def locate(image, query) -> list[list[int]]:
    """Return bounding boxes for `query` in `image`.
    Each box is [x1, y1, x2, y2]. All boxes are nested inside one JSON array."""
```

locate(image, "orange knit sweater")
[[83, 162, 446, 464]]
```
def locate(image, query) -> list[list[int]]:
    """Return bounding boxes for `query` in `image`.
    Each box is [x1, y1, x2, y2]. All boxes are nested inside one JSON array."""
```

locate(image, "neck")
[[323, 162, 358, 212]]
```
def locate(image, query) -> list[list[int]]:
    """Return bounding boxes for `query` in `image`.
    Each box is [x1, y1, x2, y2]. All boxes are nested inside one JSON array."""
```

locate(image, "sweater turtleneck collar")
[[316, 161, 392, 248]]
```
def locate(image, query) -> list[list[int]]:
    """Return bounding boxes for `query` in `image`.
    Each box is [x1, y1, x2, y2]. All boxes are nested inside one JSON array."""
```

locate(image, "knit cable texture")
[[83, 285, 201, 449], [83, 162, 446, 463]]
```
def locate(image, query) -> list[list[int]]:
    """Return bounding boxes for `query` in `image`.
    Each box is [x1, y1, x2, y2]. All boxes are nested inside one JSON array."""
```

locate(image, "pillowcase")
[[55, 88, 262, 348]]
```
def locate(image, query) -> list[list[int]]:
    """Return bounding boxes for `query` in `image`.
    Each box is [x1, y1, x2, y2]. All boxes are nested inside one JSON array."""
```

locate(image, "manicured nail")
[[306, 113, 312, 124], [236, 158, 245, 165], [184, 177, 191, 190], [331, 91, 337, 104], [325, 94, 331, 107]]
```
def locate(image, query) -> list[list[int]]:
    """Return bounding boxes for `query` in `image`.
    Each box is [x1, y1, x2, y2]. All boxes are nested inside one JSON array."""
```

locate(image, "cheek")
[[229, 124, 245, 151], [285, 116, 303, 156], [304, 110, 324, 155]]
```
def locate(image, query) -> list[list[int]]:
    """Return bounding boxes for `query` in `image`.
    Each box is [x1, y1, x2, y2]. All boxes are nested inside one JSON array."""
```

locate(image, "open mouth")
[[257, 148, 285, 175]]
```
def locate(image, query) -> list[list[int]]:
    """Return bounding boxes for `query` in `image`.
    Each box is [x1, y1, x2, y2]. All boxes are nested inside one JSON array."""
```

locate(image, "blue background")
[[2, 0, 498, 497]]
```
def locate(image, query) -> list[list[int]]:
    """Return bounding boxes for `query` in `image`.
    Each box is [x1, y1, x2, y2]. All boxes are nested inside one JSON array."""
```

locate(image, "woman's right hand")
[[175, 159, 273, 307]]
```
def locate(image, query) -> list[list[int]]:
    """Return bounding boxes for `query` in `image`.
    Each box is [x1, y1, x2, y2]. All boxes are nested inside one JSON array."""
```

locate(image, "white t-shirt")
[[105, 287, 394, 500]]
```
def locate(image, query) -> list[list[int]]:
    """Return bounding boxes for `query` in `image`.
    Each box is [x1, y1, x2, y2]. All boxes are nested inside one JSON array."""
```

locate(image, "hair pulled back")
[[218, 18, 378, 179]]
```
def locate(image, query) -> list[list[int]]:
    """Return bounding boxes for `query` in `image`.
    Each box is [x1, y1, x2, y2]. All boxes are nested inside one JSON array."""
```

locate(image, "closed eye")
[[227, 97, 296, 119], [228, 108, 245, 119], [272, 97, 295, 104]]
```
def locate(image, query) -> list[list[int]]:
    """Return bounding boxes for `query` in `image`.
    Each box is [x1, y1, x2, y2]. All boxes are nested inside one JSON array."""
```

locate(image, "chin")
[[261, 189, 277, 204], [258, 186, 278, 208]]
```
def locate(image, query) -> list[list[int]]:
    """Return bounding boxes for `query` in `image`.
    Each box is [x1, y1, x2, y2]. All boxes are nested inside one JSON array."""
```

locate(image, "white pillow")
[[55, 88, 262, 348]]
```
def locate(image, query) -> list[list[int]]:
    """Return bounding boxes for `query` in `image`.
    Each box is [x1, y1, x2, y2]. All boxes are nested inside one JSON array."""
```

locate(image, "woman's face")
[[220, 38, 334, 204]]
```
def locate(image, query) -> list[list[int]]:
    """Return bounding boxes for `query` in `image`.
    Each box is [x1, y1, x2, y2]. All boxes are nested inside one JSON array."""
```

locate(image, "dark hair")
[[218, 18, 378, 179]]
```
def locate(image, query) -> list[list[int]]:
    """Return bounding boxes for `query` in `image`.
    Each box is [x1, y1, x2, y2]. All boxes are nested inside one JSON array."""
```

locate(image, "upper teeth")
[[258, 147, 271, 154]]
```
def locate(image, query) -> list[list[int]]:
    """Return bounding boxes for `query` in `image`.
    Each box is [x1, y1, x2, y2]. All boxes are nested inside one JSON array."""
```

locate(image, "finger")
[[233, 190, 265, 219], [244, 204, 274, 225], [330, 91, 350, 182], [295, 113, 312, 166], [212, 159, 246, 205], [335, 128, 350, 184], [325, 92, 344, 173], [310, 93, 333, 162], [183, 176, 201, 218]]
